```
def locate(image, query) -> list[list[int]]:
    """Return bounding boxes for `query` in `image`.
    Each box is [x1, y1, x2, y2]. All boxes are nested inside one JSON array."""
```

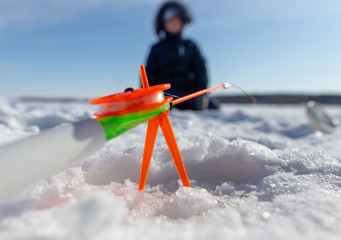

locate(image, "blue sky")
[[0, 0, 340, 98]]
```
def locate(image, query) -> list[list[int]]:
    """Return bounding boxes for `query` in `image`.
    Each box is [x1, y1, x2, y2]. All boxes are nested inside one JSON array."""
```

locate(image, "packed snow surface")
[[0, 97, 341, 239]]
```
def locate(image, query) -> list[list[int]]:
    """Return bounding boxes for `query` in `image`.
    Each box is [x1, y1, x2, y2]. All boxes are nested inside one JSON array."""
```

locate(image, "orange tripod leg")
[[138, 118, 160, 191], [159, 113, 191, 187]]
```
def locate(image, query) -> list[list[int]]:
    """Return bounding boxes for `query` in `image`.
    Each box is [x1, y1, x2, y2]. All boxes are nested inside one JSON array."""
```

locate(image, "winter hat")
[[155, 1, 192, 38], [163, 8, 179, 23]]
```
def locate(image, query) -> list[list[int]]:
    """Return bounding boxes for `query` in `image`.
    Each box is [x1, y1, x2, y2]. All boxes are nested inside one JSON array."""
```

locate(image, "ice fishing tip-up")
[[0, 65, 229, 203]]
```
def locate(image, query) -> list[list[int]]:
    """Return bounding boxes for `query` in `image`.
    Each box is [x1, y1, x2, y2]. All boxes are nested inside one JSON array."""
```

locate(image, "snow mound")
[[1, 99, 341, 239]]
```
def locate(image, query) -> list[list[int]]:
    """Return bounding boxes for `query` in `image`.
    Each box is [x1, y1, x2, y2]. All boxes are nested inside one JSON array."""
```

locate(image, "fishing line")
[[164, 92, 181, 99], [229, 85, 257, 103], [207, 83, 256, 103]]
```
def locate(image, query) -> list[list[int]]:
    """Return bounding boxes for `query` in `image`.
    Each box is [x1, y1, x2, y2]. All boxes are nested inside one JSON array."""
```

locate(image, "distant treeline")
[[18, 97, 90, 103], [18, 94, 341, 104], [213, 94, 341, 104]]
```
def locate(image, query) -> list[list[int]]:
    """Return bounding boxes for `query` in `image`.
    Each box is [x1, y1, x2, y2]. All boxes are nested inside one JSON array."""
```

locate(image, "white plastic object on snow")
[[0, 118, 106, 203], [306, 101, 339, 134]]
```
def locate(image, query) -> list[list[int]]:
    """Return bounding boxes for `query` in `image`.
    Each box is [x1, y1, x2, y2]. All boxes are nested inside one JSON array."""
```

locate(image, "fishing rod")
[[0, 65, 230, 203]]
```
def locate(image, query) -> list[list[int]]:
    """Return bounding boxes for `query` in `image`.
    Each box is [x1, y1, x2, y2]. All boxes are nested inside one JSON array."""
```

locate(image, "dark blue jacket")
[[145, 33, 208, 96]]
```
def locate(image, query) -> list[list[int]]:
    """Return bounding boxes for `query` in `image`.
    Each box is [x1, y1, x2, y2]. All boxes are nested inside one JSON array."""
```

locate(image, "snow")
[[0, 96, 341, 239]]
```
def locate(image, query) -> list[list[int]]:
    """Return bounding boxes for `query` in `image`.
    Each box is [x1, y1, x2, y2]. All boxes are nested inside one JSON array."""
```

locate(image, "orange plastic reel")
[[90, 84, 171, 117]]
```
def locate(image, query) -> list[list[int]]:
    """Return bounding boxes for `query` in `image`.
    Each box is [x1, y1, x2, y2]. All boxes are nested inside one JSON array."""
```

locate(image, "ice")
[[0, 98, 341, 239]]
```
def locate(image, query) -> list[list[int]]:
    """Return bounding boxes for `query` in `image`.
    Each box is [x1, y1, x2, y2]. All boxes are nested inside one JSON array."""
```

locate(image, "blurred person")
[[144, 1, 219, 110]]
